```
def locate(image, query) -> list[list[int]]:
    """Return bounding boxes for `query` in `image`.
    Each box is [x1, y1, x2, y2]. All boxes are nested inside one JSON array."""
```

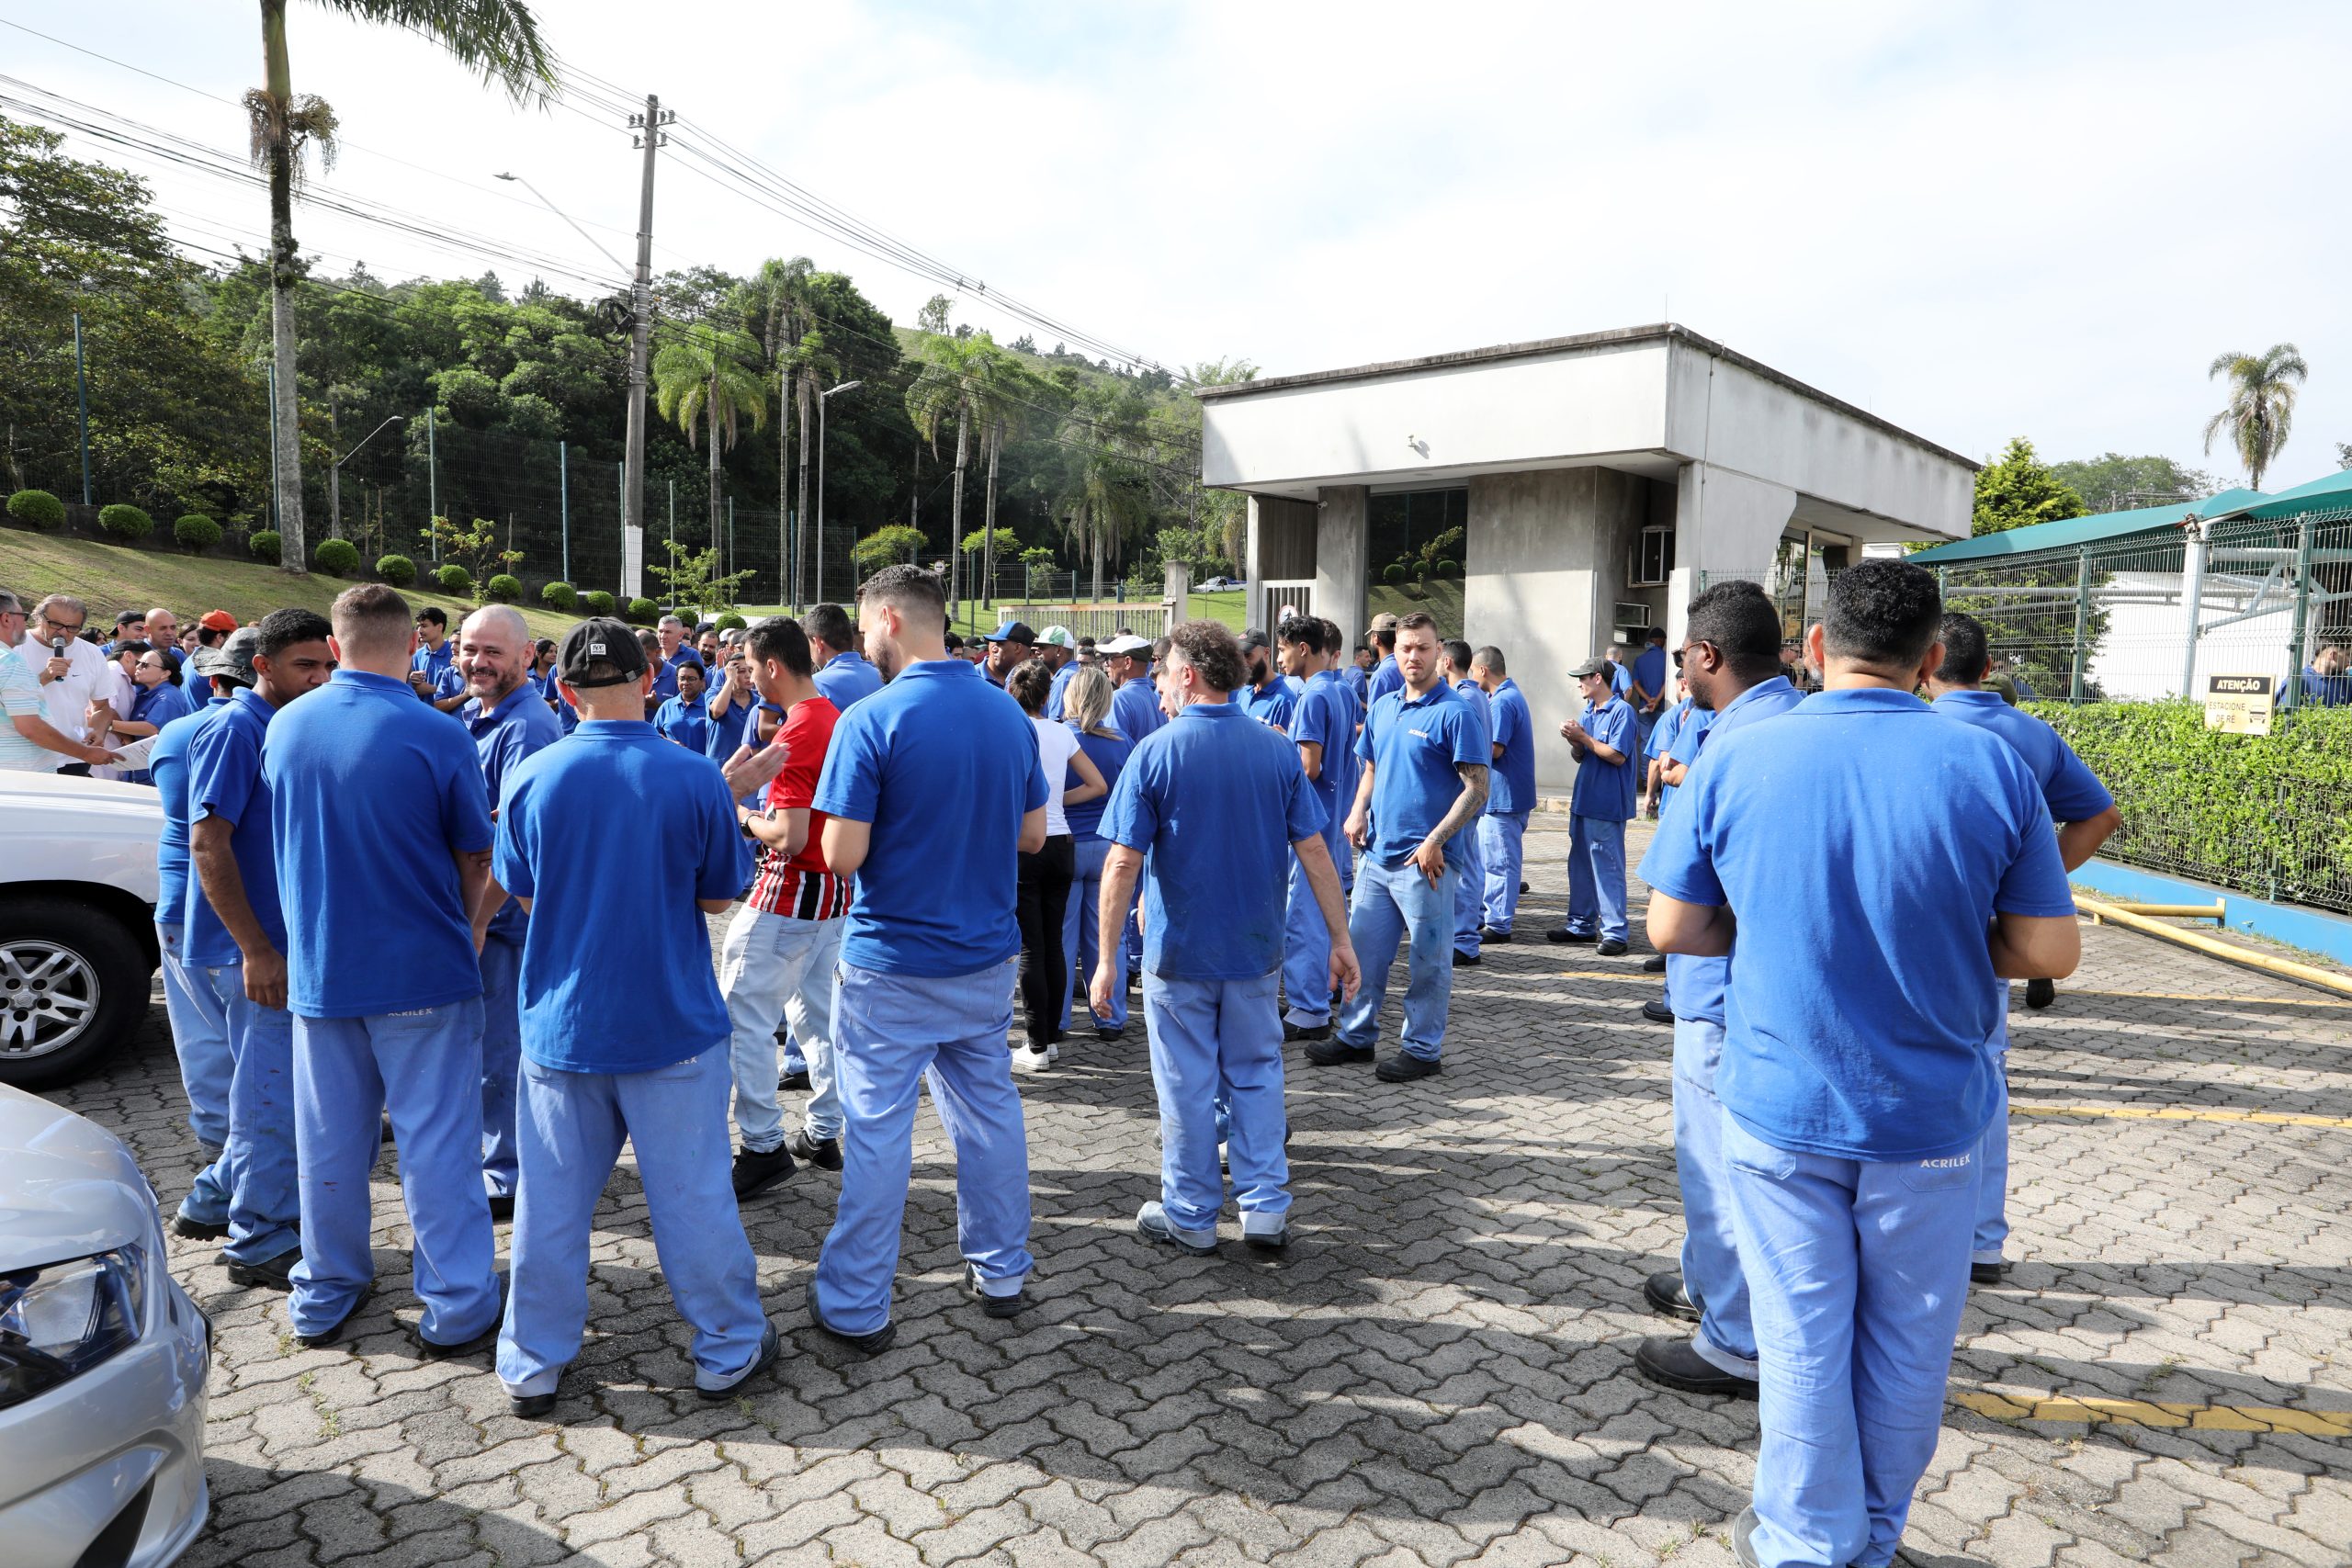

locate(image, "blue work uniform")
[[808, 660, 1050, 1335], [1057, 724, 1136, 1035], [1563, 694, 1638, 944], [1657, 674, 1799, 1381], [119, 680, 194, 784], [1045, 660, 1078, 720], [815, 649, 885, 710], [1477, 678, 1536, 934], [1633, 644, 1668, 712], [1335, 682, 1485, 1063], [492, 719, 768, 1401], [1102, 701, 1325, 1246], [1606, 660, 1634, 700], [650, 647, 706, 703], [1364, 654, 1402, 711], [1283, 669, 1362, 1030], [1343, 662, 1370, 707], [153, 696, 235, 1219], [654, 693, 713, 754], [1933, 687, 2114, 1268], [1646, 697, 1710, 818], [1111, 675, 1165, 746], [1237, 676, 1296, 734], [463, 682, 564, 1203], [183, 687, 300, 1269], [266, 670, 501, 1346], [1449, 677, 1494, 958], [411, 637, 458, 698], [1641, 687, 2074, 1568]]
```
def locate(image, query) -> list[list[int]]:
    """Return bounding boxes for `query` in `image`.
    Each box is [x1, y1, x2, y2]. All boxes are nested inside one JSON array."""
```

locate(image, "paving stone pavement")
[[49, 817, 2352, 1568]]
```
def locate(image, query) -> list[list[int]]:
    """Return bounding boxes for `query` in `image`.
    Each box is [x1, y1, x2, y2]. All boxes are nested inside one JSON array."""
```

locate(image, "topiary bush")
[[435, 563, 472, 594], [715, 612, 746, 633], [486, 573, 523, 604], [248, 529, 282, 564], [540, 581, 576, 613], [582, 591, 616, 616], [1436, 558, 1463, 580], [376, 553, 417, 586], [97, 503, 153, 541], [6, 489, 65, 530], [174, 513, 223, 555], [313, 538, 360, 577], [626, 596, 658, 626], [1382, 562, 1409, 586]]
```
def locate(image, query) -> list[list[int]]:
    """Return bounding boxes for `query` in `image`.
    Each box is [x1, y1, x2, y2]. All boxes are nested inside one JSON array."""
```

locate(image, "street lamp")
[[816, 379, 863, 603], [492, 172, 631, 276], [331, 415, 404, 547]]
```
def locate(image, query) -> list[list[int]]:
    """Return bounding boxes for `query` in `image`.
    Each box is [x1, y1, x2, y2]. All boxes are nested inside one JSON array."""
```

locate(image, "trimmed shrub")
[[174, 513, 223, 555], [540, 580, 577, 613], [247, 529, 282, 564], [1435, 558, 1464, 580], [626, 596, 658, 626], [435, 563, 472, 593], [7, 489, 66, 529], [97, 503, 153, 541], [313, 538, 360, 577], [715, 612, 747, 633], [376, 553, 417, 586], [1382, 562, 1409, 586], [582, 591, 616, 616], [486, 573, 523, 604]]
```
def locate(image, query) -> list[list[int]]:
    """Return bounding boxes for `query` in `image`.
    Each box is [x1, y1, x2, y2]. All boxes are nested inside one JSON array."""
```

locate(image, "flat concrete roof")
[[1194, 323, 1979, 473]]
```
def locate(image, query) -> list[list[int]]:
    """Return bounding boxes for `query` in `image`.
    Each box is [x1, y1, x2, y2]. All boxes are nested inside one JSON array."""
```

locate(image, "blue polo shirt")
[[650, 647, 705, 703], [1064, 724, 1133, 840], [1111, 677, 1165, 745], [463, 681, 564, 944], [1365, 655, 1402, 709], [1632, 645, 1668, 707], [183, 687, 288, 970], [1663, 675, 1804, 1026], [119, 682, 195, 785], [494, 721, 749, 1073], [2289, 664, 2351, 708], [1101, 702, 1325, 980], [152, 695, 232, 929], [815, 649, 884, 710], [1237, 676, 1296, 733], [654, 694, 713, 755], [1641, 686, 2075, 1162], [812, 659, 1049, 977], [1646, 698, 1713, 817], [1293, 669, 1361, 865], [1931, 689, 2115, 822], [1485, 679, 1536, 814], [1343, 663, 1370, 706], [266, 671, 493, 1019], [1606, 660, 1634, 700], [1045, 661, 1078, 720], [411, 638, 456, 684], [1569, 695, 1639, 821], [1354, 681, 1487, 866], [1452, 676, 1493, 748]]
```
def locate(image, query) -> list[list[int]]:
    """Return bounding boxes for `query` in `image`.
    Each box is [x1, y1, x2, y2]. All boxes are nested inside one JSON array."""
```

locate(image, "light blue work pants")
[[1973, 989, 2012, 1265], [1566, 815, 1629, 942], [1335, 856, 1458, 1062], [1281, 846, 1338, 1028], [288, 1000, 499, 1344], [1722, 1114, 1979, 1568], [498, 1044, 767, 1397], [480, 937, 525, 1200], [1451, 813, 1487, 957], [1058, 835, 1128, 1033], [202, 966, 300, 1266], [157, 921, 231, 1151], [719, 903, 847, 1148], [1477, 811, 1528, 933], [813, 960, 1034, 1336], [1141, 970, 1289, 1239], [1671, 1016, 1757, 1376]]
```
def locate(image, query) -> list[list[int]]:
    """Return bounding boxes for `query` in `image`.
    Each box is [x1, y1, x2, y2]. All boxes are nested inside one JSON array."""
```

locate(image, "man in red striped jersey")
[[718, 615, 853, 1199]]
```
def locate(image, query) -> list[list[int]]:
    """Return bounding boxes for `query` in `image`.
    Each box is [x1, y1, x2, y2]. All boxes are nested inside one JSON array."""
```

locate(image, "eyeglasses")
[[44, 617, 85, 635]]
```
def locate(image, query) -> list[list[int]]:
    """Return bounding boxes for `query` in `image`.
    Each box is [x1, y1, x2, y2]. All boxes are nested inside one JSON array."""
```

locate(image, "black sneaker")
[[417, 1275, 509, 1360], [1476, 927, 1513, 943], [294, 1282, 374, 1350], [1453, 951, 1483, 967], [808, 1292, 896, 1355], [1641, 998, 1675, 1024], [1283, 1019, 1332, 1043], [1634, 1334, 1758, 1399], [963, 1263, 1030, 1318], [1520, 880, 1530, 895], [1971, 1260, 2010, 1286], [2025, 977, 2056, 1010], [778, 1068, 811, 1092], [1644, 1269, 1702, 1323], [224, 1247, 302, 1291], [1374, 1052, 1442, 1082], [698, 1321, 782, 1400], [1641, 953, 1668, 973], [732, 1144, 798, 1201], [1305, 1037, 1374, 1066], [1094, 1025, 1125, 1043], [1597, 939, 1629, 957], [172, 1213, 229, 1241], [509, 1382, 561, 1420], [1547, 928, 1597, 944], [486, 1190, 515, 1222], [786, 1127, 842, 1170]]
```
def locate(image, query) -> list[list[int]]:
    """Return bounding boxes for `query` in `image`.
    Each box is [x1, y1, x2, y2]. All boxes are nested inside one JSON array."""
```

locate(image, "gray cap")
[[1566, 656, 1611, 680], [1099, 634, 1152, 656], [193, 626, 260, 685]]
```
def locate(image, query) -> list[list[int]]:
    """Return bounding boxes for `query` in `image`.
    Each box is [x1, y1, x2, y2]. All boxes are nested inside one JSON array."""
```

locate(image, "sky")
[[6, 1, 2349, 489]]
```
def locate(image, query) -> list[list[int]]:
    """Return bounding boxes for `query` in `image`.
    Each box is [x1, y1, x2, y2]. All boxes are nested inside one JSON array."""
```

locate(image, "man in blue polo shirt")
[[1104, 634, 1164, 744], [809, 564, 1050, 1351], [1928, 610, 2119, 1285], [650, 615, 706, 704], [408, 605, 466, 712], [1631, 626, 1669, 754], [1234, 630, 1297, 732], [1308, 611, 1487, 1083], [455, 604, 565, 1219], [492, 617, 775, 1416], [980, 620, 1036, 690], [1440, 639, 1493, 966], [1277, 615, 1361, 1042], [1470, 646, 1534, 942], [185, 609, 334, 1288], [808, 603, 885, 709], [1643, 559, 2080, 1568], [1546, 656, 1639, 955], [1092, 620, 1357, 1254], [1363, 614, 1403, 713], [267, 585, 503, 1351], [653, 660, 713, 752], [1038, 626, 1079, 717], [1628, 581, 1802, 1400]]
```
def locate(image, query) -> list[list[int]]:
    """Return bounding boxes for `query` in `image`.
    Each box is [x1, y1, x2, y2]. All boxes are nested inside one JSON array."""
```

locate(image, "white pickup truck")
[[0, 770, 163, 1088]]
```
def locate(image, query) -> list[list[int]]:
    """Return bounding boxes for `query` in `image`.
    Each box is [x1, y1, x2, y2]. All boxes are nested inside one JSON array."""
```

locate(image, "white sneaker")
[[1045, 1040, 1061, 1063], [1012, 1043, 1053, 1073]]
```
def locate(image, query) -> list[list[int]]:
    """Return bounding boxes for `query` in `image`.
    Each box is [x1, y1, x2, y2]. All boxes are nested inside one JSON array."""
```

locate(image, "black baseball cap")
[[1238, 628, 1272, 653], [985, 621, 1037, 645], [557, 617, 650, 688]]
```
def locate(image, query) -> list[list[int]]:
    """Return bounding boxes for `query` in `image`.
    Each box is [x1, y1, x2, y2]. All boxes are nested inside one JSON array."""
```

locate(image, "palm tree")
[[969, 353, 1042, 610], [906, 333, 1007, 619], [651, 326, 767, 550], [249, 0, 555, 575], [1055, 382, 1155, 601], [742, 256, 818, 603], [2203, 344, 2308, 491]]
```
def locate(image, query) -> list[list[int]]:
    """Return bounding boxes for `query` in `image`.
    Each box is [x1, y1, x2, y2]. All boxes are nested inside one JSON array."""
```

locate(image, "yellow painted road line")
[[1952, 1391, 2352, 1437], [2058, 988, 2352, 1009], [2011, 1102, 2352, 1131], [1556, 972, 1665, 984]]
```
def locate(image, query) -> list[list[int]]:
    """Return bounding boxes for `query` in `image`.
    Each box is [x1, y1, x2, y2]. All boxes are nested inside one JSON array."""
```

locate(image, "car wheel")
[[0, 897, 152, 1089]]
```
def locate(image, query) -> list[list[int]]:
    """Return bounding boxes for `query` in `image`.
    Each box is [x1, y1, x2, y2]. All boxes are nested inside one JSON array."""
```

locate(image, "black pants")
[[1015, 833, 1076, 1047], [54, 763, 91, 777]]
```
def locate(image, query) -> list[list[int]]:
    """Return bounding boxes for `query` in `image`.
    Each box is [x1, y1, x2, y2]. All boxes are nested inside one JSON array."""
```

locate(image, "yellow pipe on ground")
[[2096, 900, 2225, 919], [2075, 895, 2352, 999]]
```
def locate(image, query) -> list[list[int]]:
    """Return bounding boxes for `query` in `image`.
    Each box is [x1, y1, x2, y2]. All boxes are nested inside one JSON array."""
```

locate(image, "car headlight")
[[0, 1245, 148, 1410]]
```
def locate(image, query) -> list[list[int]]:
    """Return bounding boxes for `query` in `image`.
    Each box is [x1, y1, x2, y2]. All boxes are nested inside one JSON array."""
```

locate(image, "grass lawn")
[[0, 531, 585, 641]]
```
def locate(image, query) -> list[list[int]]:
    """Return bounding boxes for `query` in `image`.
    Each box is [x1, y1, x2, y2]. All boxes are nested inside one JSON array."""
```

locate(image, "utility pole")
[[559, 439, 571, 585], [426, 407, 439, 562], [623, 93, 672, 601], [72, 312, 92, 506]]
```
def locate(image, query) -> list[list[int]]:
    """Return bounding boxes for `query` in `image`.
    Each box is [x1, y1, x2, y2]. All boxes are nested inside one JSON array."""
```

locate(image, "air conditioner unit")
[[1612, 603, 1655, 644], [1630, 525, 1674, 587]]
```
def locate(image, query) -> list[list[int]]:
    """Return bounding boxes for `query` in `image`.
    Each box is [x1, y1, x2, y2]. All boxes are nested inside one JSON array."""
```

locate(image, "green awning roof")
[[2202, 467, 2352, 523], [1908, 486, 2268, 564]]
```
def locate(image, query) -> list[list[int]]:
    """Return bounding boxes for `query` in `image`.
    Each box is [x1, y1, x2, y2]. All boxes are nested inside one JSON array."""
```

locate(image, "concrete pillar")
[[1315, 485, 1369, 653], [1665, 461, 1799, 651], [1247, 494, 1318, 631], [1161, 559, 1190, 626]]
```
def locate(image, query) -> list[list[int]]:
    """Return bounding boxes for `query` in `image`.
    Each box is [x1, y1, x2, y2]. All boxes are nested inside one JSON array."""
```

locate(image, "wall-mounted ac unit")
[[1630, 525, 1674, 587], [1612, 603, 1656, 643]]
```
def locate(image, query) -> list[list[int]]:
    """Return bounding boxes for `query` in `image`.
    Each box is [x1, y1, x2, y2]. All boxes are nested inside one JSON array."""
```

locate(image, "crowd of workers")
[[0, 552, 2127, 1568]]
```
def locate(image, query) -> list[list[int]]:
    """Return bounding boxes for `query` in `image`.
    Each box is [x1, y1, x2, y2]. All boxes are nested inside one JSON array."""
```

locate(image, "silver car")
[[0, 1084, 209, 1567]]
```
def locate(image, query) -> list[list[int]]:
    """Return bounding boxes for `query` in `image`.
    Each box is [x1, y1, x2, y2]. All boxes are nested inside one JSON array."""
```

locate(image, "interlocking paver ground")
[[51, 817, 2352, 1566]]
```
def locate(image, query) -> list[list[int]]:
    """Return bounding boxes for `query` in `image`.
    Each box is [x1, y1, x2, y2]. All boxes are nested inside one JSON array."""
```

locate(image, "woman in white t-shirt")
[[1007, 657, 1105, 1072]]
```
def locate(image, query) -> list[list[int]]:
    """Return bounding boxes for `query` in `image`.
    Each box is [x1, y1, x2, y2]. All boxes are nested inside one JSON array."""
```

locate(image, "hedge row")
[[2029, 700, 2352, 912]]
